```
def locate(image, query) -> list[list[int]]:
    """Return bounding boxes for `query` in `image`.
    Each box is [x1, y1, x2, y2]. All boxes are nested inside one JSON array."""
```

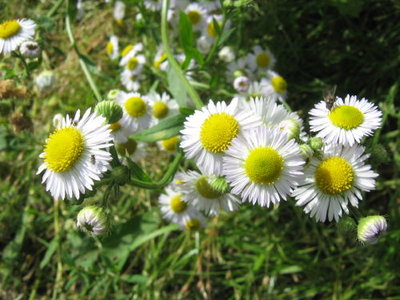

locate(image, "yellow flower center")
[[106, 41, 113, 55], [200, 113, 239, 153], [117, 138, 137, 156], [195, 176, 223, 199], [153, 53, 167, 70], [187, 10, 202, 25], [256, 53, 270, 68], [161, 136, 179, 153], [152, 101, 169, 119], [186, 219, 201, 231], [121, 45, 133, 57], [170, 194, 187, 213], [315, 157, 354, 195], [207, 21, 220, 38], [127, 57, 139, 70], [0, 20, 21, 39], [328, 105, 364, 130], [125, 97, 147, 117], [109, 122, 121, 132], [244, 146, 283, 185], [271, 76, 287, 94], [44, 127, 85, 173]]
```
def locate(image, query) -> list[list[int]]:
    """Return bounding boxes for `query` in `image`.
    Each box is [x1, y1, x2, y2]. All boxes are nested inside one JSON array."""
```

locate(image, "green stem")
[[129, 152, 183, 189], [204, 16, 227, 65], [161, 0, 203, 110], [47, 0, 65, 17], [52, 200, 63, 300], [65, 0, 102, 101], [13, 51, 31, 78]]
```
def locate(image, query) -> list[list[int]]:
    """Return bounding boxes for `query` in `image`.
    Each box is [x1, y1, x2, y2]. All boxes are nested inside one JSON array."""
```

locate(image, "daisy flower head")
[[119, 45, 146, 74], [116, 137, 147, 162], [20, 40, 40, 58], [292, 144, 378, 222], [180, 98, 262, 175], [309, 95, 382, 146], [223, 126, 305, 207], [153, 46, 168, 72], [0, 19, 36, 55], [185, 2, 208, 31], [203, 15, 228, 41], [113, 1, 125, 24], [108, 120, 132, 143], [180, 214, 208, 232], [177, 170, 240, 216], [147, 91, 179, 124], [120, 69, 142, 91], [115, 91, 152, 134], [261, 71, 288, 102], [37, 109, 113, 200], [106, 35, 119, 60], [120, 43, 143, 60], [247, 45, 276, 72], [159, 187, 198, 225], [157, 136, 181, 154]]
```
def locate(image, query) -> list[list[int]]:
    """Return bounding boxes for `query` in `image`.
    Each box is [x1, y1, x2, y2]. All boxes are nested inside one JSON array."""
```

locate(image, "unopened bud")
[[35, 70, 55, 92], [299, 144, 313, 159], [95, 100, 123, 124], [77, 206, 109, 236], [357, 215, 387, 244], [308, 137, 323, 150], [277, 118, 300, 140], [20, 41, 41, 58], [218, 46, 235, 63], [233, 76, 249, 93], [111, 165, 130, 185], [107, 89, 121, 101]]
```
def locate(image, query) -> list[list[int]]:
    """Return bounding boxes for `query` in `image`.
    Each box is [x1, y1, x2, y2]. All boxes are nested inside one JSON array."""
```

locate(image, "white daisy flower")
[[176, 170, 240, 216], [106, 35, 119, 60], [37, 109, 113, 200], [113, 1, 125, 24], [309, 95, 382, 146], [159, 187, 199, 225], [115, 91, 152, 134], [223, 126, 305, 207], [357, 215, 387, 244], [108, 120, 131, 143], [119, 47, 146, 74], [116, 138, 147, 162], [120, 43, 143, 60], [180, 98, 262, 175], [203, 15, 226, 41], [153, 46, 169, 72], [180, 214, 208, 231], [147, 91, 179, 124], [292, 144, 378, 222], [0, 19, 36, 54], [157, 136, 181, 154], [260, 71, 288, 102], [120, 69, 142, 91], [247, 45, 276, 72], [144, 0, 162, 11], [19, 40, 40, 58], [185, 3, 208, 31]]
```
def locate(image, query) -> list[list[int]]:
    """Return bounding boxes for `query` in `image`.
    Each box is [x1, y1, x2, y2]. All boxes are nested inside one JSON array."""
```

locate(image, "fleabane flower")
[[119, 44, 146, 74], [116, 137, 147, 162], [20, 40, 40, 58], [0, 19, 36, 54], [260, 71, 288, 102], [185, 2, 208, 31], [247, 45, 275, 72], [180, 98, 262, 175], [309, 95, 382, 146], [159, 187, 199, 225], [115, 91, 152, 134], [106, 35, 119, 60], [292, 144, 378, 222], [176, 170, 240, 216], [147, 91, 179, 124], [223, 126, 304, 207], [37, 109, 113, 200], [180, 214, 208, 231], [120, 69, 142, 91], [157, 136, 180, 154]]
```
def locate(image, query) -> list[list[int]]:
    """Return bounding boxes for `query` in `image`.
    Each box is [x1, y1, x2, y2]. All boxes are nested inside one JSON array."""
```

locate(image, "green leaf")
[[127, 160, 152, 182], [39, 237, 59, 269], [167, 65, 188, 107], [132, 113, 187, 142], [178, 12, 194, 53]]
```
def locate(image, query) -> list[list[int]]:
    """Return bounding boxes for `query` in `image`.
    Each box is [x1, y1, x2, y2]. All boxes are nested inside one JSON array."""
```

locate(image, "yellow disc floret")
[[0, 20, 21, 39], [256, 53, 270, 68], [187, 10, 202, 25], [200, 113, 239, 153], [328, 105, 364, 130], [109, 122, 121, 132], [170, 194, 187, 213], [152, 101, 169, 119], [44, 127, 85, 173], [186, 219, 201, 231], [244, 146, 283, 185], [195, 176, 223, 199], [125, 97, 147, 117], [271, 76, 287, 94], [153, 53, 167, 70], [207, 21, 219, 38], [161, 136, 180, 153], [315, 157, 354, 195], [121, 45, 133, 57], [127, 57, 138, 70], [106, 42, 113, 55]]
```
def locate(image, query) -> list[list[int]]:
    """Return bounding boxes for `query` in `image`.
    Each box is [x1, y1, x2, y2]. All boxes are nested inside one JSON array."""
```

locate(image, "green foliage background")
[[0, 0, 399, 299]]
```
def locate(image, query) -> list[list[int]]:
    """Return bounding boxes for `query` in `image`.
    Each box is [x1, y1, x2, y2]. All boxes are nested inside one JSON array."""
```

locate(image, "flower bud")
[[308, 137, 323, 150], [107, 89, 121, 101], [76, 206, 109, 236], [299, 144, 313, 159], [20, 40, 41, 58], [218, 46, 235, 63], [277, 118, 300, 140], [111, 165, 130, 185], [233, 76, 249, 93], [95, 100, 123, 124], [35, 70, 56, 92], [357, 215, 387, 244]]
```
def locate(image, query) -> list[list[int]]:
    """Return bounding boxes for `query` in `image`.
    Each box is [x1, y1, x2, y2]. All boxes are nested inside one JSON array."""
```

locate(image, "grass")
[[1, 0, 400, 299]]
